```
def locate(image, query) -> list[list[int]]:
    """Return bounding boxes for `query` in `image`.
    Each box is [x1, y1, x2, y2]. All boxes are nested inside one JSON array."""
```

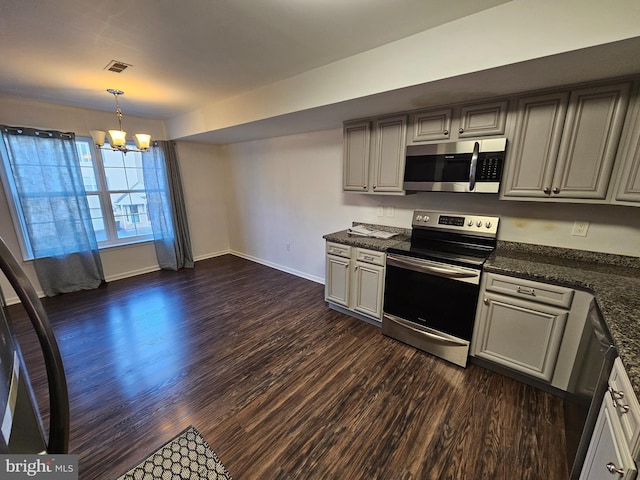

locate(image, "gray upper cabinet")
[[612, 86, 640, 204], [343, 115, 407, 194], [343, 121, 371, 191], [503, 82, 631, 201], [371, 115, 407, 193], [410, 108, 453, 142], [409, 100, 508, 144]]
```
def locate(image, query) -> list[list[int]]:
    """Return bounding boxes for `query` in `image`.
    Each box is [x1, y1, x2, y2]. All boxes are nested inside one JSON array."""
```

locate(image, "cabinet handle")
[[606, 462, 625, 476], [459, 128, 464, 134], [363, 185, 367, 190], [608, 387, 630, 413], [516, 286, 536, 296], [364, 255, 375, 262], [484, 298, 490, 305], [553, 187, 560, 194], [373, 185, 377, 190], [443, 129, 449, 135], [543, 187, 551, 195]]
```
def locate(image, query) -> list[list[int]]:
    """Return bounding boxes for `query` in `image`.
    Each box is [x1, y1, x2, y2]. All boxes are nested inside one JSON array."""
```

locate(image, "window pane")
[[105, 167, 130, 190], [86, 194, 107, 242], [102, 149, 125, 168], [75, 141, 98, 192], [110, 193, 152, 239]]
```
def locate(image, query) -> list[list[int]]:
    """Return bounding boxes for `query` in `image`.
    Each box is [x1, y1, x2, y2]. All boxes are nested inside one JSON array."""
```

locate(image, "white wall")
[[0, 96, 228, 303], [224, 128, 640, 283]]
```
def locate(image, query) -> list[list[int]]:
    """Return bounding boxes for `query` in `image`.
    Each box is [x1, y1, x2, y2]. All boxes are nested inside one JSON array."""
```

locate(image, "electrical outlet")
[[376, 206, 384, 217], [571, 221, 590, 237], [285, 242, 291, 252], [384, 206, 395, 217]]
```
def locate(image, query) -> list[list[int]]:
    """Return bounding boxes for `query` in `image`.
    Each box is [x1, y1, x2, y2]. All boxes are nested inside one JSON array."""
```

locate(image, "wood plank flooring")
[[8, 254, 569, 479]]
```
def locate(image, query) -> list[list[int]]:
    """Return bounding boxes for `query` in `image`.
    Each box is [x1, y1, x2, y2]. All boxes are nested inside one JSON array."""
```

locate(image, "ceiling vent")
[[104, 60, 131, 73]]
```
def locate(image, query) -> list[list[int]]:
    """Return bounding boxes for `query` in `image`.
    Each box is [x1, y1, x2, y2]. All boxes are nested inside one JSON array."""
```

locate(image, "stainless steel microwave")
[[403, 138, 507, 193]]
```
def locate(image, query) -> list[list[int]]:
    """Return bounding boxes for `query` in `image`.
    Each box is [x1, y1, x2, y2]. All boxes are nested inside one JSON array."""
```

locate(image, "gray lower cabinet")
[[502, 82, 631, 201], [325, 242, 385, 322], [471, 272, 574, 382], [580, 358, 640, 479]]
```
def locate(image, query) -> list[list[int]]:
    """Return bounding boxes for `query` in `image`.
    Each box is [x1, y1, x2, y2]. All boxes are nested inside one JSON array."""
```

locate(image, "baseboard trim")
[[229, 250, 324, 285]]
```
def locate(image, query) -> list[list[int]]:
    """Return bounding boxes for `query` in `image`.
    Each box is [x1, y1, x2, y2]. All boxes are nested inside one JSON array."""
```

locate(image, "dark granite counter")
[[486, 241, 640, 398], [323, 223, 411, 252]]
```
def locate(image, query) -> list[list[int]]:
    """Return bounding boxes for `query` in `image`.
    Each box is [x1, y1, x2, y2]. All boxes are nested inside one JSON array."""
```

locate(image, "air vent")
[[104, 60, 132, 73]]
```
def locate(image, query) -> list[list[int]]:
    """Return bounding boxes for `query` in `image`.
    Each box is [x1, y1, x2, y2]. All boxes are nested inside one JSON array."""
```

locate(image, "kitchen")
[[0, 0, 640, 478]]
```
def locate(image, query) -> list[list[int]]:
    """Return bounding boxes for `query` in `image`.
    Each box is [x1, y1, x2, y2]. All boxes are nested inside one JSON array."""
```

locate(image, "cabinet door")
[[552, 83, 630, 199], [458, 100, 508, 138], [614, 92, 640, 204], [371, 115, 407, 193], [502, 92, 569, 198], [472, 293, 568, 382], [410, 108, 452, 143], [579, 394, 637, 480], [325, 254, 350, 307], [352, 260, 385, 320], [343, 121, 371, 191]]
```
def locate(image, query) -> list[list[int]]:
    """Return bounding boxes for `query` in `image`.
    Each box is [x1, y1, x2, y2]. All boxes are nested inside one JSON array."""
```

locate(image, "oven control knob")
[[485, 221, 492, 228], [423, 216, 430, 223], [476, 220, 482, 227], [416, 215, 423, 221], [467, 220, 473, 227]]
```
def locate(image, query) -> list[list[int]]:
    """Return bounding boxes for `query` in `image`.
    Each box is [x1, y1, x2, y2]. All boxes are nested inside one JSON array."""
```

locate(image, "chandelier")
[[90, 89, 151, 153]]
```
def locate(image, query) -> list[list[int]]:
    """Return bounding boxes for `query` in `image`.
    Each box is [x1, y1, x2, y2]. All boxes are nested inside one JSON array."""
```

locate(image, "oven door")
[[382, 253, 482, 367]]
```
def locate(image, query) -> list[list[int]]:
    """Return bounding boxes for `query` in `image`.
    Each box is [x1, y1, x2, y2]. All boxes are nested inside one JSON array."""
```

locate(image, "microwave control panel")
[[476, 153, 504, 182]]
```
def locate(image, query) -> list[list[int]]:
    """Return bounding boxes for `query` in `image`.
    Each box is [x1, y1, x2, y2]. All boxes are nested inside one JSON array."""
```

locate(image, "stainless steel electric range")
[[382, 210, 499, 367]]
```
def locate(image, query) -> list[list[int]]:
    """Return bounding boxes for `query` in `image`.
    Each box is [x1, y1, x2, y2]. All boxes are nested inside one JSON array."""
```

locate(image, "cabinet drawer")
[[354, 248, 385, 266], [484, 272, 574, 309], [326, 242, 351, 258], [609, 357, 640, 455]]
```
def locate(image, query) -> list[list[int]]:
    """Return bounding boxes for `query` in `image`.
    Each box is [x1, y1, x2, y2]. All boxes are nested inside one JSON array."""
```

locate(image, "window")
[[75, 137, 153, 246]]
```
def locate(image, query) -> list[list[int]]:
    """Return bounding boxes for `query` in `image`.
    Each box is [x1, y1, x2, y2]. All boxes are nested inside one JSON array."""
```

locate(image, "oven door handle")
[[387, 254, 480, 280], [384, 314, 469, 347]]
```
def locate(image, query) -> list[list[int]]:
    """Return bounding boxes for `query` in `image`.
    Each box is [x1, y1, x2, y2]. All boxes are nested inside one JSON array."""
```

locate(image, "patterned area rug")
[[117, 426, 232, 479]]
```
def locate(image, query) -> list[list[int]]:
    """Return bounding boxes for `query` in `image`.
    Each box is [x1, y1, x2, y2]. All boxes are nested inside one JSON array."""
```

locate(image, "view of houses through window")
[[76, 138, 153, 245]]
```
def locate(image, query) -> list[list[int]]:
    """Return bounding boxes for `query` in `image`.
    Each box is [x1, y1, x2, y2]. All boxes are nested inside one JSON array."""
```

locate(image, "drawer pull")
[[363, 255, 375, 262], [516, 286, 536, 296], [608, 387, 630, 413], [606, 462, 625, 476]]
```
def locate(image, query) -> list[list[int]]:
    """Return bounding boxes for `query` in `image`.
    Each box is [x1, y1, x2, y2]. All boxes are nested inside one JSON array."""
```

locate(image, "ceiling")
[[2, 0, 640, 144], [0, 0, 508, 119]]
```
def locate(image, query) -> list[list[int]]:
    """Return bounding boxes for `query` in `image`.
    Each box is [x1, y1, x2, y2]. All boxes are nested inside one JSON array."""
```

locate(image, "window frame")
[[77, 136, 154, 249]]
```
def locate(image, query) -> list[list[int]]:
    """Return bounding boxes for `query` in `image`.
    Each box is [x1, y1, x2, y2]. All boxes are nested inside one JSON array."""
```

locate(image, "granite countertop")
[[323, 223, 411, 252], [486, 241, 640, 398]]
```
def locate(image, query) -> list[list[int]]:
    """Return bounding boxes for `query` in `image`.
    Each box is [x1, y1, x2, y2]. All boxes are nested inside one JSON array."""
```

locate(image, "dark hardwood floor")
[[8, 255, 569, 479]]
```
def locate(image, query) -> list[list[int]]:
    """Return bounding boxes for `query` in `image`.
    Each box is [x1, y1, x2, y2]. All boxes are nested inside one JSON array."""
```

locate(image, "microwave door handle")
[[468, 141, 479, 191]]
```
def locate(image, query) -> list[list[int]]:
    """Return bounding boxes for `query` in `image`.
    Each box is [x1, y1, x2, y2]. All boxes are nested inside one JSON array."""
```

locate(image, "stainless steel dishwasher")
[[564, 299, 617, 479]]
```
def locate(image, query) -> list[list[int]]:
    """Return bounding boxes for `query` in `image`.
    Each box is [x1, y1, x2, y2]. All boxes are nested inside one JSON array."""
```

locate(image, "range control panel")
[[412, 210, 499, 236]]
